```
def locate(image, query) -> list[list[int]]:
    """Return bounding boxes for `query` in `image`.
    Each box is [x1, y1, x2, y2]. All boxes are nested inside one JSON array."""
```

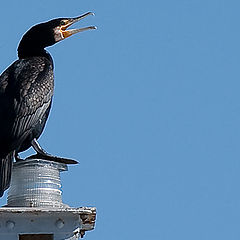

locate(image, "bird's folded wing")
[[0, 58, 54, 142]]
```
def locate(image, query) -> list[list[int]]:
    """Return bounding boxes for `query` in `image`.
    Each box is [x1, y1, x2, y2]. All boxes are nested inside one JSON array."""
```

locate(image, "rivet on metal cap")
[[6, 221, 15, 230], [55, 219, 64, 229]]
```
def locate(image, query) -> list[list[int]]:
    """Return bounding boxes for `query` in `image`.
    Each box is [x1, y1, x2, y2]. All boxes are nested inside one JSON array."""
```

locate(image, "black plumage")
[[0, 12, 96, 196]]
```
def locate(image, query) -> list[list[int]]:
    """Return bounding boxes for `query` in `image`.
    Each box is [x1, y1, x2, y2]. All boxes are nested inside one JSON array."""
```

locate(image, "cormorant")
[[0, 12, 96, 197]]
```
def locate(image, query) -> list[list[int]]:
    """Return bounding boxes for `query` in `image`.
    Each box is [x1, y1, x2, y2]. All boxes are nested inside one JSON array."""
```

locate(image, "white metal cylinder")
[[7, 159, 67, 208]]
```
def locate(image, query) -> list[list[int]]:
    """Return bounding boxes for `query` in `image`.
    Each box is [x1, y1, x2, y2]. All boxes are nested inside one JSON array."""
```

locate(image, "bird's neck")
[[18, 46, 53, 65]]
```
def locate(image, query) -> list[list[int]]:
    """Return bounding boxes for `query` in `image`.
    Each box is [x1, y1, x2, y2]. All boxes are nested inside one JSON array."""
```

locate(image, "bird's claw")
[[26, 153, 78, 165]]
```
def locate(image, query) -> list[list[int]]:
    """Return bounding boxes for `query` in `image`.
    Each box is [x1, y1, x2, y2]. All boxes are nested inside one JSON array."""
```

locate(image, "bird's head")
[[18, 12, 96, 59], [51, 12, 96, 43]]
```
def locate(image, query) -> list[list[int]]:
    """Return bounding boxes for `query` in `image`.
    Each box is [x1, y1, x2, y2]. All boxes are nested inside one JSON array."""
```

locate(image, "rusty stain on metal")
[[80, 213, 96, 225]]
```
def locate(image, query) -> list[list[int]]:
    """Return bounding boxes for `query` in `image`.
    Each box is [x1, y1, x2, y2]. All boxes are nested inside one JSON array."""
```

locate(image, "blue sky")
[[1, 0, 240, 239]]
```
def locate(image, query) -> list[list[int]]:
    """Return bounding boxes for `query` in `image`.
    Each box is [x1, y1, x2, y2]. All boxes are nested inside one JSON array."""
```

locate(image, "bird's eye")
[[60, 20, 66, 26]]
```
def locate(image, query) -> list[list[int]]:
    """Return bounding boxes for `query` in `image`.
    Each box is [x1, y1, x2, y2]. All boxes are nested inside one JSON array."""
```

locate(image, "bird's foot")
[[26, 153, 78, 165], [30, 138, 78, 164]]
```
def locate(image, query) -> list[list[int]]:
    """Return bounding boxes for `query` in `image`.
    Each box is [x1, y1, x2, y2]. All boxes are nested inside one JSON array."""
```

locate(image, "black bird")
[[0, 12, 96, 196]]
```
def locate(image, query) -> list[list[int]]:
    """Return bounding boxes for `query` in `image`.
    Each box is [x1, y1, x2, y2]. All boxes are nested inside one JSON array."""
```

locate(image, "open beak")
[[60, 12, 96, 39]]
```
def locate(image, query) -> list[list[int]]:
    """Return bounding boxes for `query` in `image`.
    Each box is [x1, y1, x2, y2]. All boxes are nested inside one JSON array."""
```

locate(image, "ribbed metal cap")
[[7, 159, 68, 208]]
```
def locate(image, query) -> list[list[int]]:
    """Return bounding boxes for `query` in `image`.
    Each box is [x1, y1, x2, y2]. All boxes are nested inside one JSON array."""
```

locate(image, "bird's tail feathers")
[[0, 152, 14, 197]]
